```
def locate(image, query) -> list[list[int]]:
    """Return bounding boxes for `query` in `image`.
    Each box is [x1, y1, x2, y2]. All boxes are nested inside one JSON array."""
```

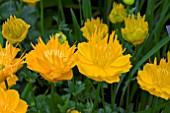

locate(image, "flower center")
[[44, 50, 63, 66], [92, 44, 113, 67], [154, 67, 170, 86]]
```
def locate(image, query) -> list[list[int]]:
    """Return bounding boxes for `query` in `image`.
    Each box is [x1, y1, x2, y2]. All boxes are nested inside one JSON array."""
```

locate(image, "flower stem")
[[50, 82, 55, 113], [18, 43, 23, 53], [40, 0, 44, 35], [111, 84, 117, 111], [92, 83, 101, 112], [4, 79, 8, 90], [30, 81, 41, 113], [101, 83, 106, 113]]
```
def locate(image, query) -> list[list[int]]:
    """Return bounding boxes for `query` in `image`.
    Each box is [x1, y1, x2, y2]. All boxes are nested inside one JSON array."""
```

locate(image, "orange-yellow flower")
[[26, 34, 76, 82], [0, 87, 28, 113], [121, 13, 148, 45], [0, 42, 24, 83], [109, 2, 126, 23], [2, 15, 30, 44], [23, 0, 40, 7], [0, 75, 18, 90], [67, 109, 81, 113], [75, 31, 132, 84], [81, 17, 108, 41], [137, 52, 170, 100]]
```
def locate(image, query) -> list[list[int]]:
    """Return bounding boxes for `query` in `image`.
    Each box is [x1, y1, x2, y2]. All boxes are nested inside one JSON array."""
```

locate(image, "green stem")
[[4, 79, 8, 90], [30, 81, 41, 113], [40, 0, 44, 35], [18, 43, 23, 53], [78, 0, 83, 25], [92, 83, 101, 113], [72, 78, 77, 109], [111, 84, 117, 111], [126, 81, 130, 112], [101, 83, 106, 113], [18, 0, 23, 17], [50, 83, 55, 113]]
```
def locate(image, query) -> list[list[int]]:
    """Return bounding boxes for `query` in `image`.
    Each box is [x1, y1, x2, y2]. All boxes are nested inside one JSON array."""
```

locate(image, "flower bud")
[[123, 0, 135, 5], [121, 13, 148, 45], [2, 15, 30, 44]]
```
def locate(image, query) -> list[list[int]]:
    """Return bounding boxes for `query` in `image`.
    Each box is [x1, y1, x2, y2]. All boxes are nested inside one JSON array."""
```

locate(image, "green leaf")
[[130, 36, 170, 77], [82, 0, 92, 19], [70, 8, 83, 42], [137, 101, 170, 113], [0, 26, 4, 46]]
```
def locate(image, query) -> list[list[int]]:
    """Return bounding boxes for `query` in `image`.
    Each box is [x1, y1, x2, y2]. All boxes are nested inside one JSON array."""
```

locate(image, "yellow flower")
[[23, 0, 40, 7], [0, 87, 28, 113], [2, 15, 30, 44], [81, 17, 108, 41], [121, 13, 148, 45], [70, 110, 81, 113], [67, 108, 81, 113], [0, 42, 24, 83], [0, 75, 18, 90], [75, 31, 132, 84], [137, 52, 170, 100], [123, 0, 135, 5], [26, 34, 76, 82], [109, 2, 126, 23]]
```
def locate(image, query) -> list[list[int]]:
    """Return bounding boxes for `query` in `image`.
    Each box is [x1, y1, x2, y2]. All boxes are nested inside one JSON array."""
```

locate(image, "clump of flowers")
[[23, 0, 40, 7], [26, 34, 76, 82], [0, 87, 28, 112], [81, 17, 108, 41], [0, 42, 24, 83], [2, 15, 30, 44], [121, 13, 148, 45], [109, 2, 126, 24], [137, 52, 170, 100], [75, 31, 132, 84]]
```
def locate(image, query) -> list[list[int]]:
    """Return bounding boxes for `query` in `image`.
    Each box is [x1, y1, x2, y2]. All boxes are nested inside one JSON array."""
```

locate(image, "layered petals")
[[109, 2, 126, 23], [2, 15, 30, 44], [0, 87, 28, 113], [0, 42, 24, 83], [81, 17, 108, 41], [75, 31, 132, 84], [137, 52, 170, 100], [26, 34, 76, 82], [121, 13, 148, 45]]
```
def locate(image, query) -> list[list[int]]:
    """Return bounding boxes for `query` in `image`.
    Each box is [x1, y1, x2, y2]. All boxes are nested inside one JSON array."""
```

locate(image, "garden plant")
[[0, 0, 170, 113]]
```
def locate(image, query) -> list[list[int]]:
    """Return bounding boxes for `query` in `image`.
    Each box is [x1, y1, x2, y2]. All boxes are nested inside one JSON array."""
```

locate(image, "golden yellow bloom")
[[67, 108, 81, 113], [81, 17, 108, 41], [0, 75, 18, 90], [2, 15, 30, 44], [121, 13, 148, 45], [0, 87, 28, 113], [109, 2, 126, 23], [70, 110, 81, 113], [75, 31, 132, 84], [0, 42, 24, 83], [123, 0, 135, 5], [23, 0, 40, 7], [137, 52, 170, 100], [26, 34, 76, 82]]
